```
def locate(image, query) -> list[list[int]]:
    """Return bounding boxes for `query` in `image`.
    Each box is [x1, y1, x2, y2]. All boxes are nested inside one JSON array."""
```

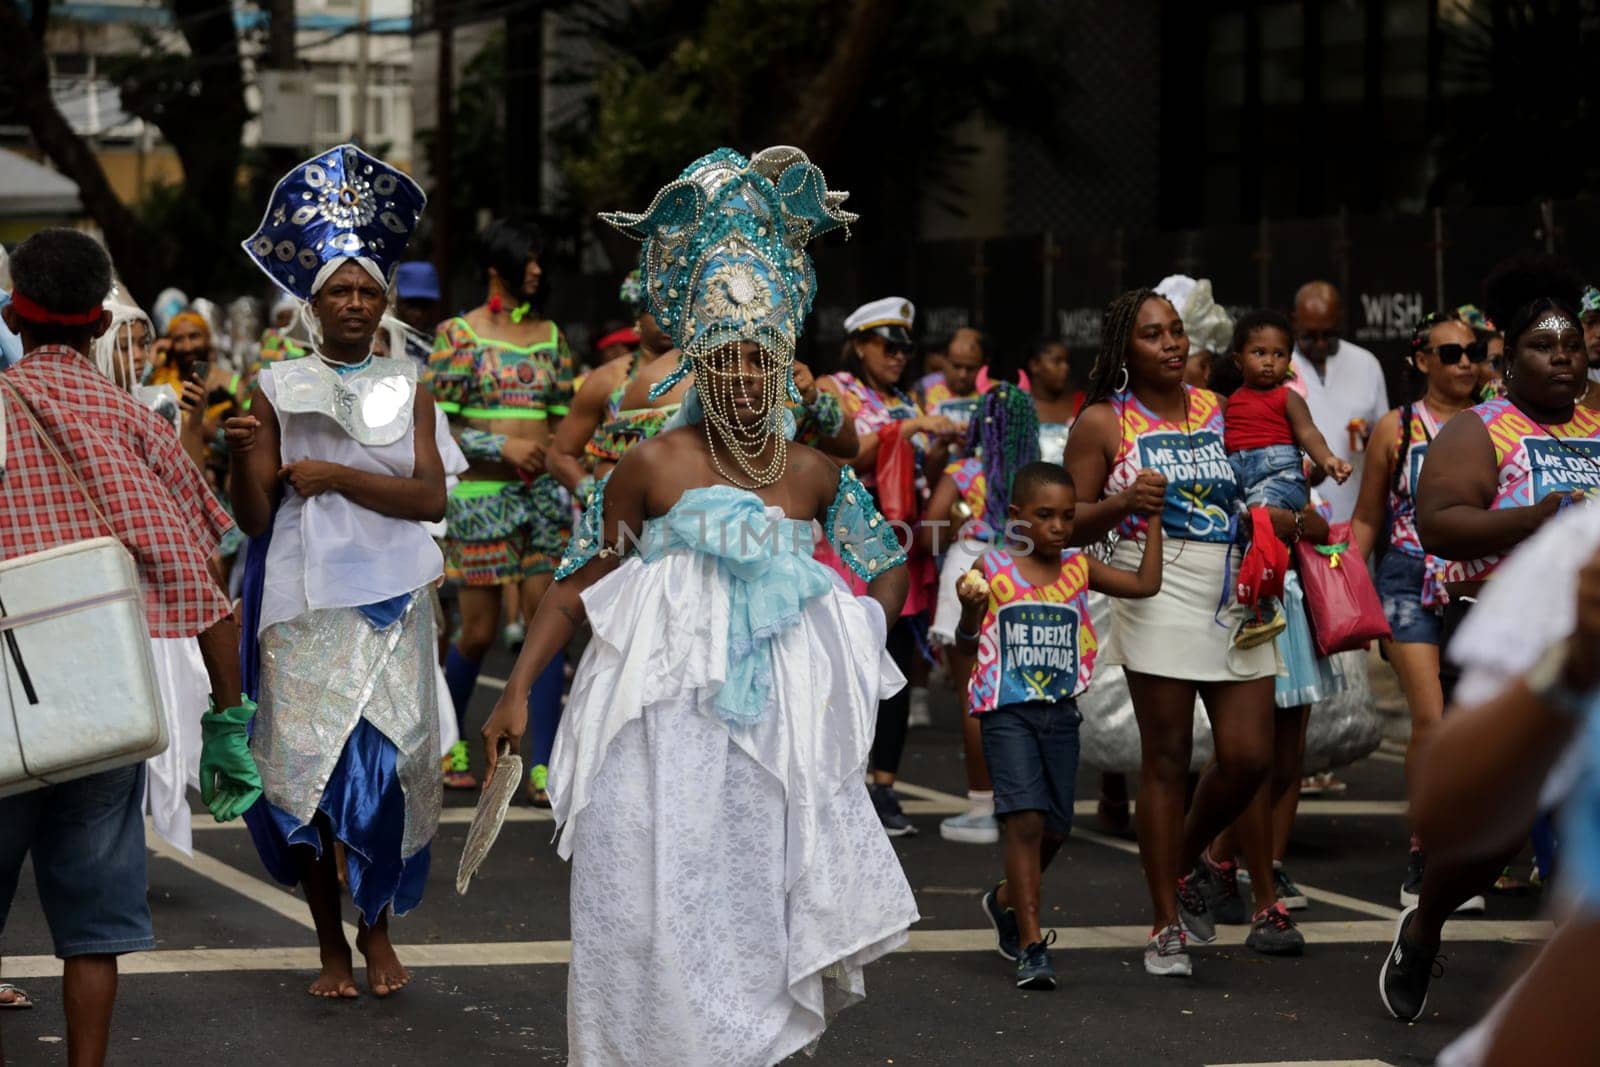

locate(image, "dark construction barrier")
[[786, 198, 1600, 408]]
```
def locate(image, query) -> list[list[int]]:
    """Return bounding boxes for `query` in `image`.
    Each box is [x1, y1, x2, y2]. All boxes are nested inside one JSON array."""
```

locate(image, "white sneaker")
[[1144, 923, 1192, 977], [1455, 894, 1486, 914], [907, 686, 931, 728], [939, 809, 999, 844]]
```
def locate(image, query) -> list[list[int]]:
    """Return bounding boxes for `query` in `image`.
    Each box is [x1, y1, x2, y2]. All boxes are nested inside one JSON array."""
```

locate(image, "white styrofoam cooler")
[[0, 536, 166, 797]]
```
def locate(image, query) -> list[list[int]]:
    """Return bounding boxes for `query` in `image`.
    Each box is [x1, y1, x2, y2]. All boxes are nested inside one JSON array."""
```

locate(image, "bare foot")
[[308, 949, 359, 999], [355, 924, 410, 997]]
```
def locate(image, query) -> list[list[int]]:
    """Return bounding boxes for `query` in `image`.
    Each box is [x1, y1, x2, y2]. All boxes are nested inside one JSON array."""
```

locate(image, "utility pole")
[[353, 0, 371, 142], [433, 0, 454, 308], [503, 4, 543, 219]]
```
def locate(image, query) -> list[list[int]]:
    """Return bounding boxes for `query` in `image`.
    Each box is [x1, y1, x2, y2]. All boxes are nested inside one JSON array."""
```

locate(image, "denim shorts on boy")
[[0, 763, 155, 958], [1375, 550, 1442, 645], [1229, 443, 1308, 512], [979, 699, 1082, 836]]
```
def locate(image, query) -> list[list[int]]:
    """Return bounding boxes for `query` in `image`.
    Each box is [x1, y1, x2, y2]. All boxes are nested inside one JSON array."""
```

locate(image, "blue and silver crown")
[[242, 144, 426, 301], [600, 146, 856, 400]]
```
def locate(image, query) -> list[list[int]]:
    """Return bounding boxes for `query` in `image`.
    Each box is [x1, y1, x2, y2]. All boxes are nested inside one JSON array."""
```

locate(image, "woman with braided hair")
[[1350, 310, 1481, 908], [923, 382, 1040, 843], [1063, 289, 1320, 977]]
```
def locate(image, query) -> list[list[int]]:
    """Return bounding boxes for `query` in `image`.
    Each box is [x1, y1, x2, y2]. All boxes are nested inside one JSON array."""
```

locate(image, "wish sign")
[[996, 601, 1080, 707]]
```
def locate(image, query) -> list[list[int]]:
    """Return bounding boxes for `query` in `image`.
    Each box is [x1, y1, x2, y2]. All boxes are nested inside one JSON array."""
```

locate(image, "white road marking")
[[477, 674, 508, 691], [148, 835, 360, 941], [1071, 826, 1401, 920], [1208, 1061, 1395, 1067], [0, 920, 1549, 980]]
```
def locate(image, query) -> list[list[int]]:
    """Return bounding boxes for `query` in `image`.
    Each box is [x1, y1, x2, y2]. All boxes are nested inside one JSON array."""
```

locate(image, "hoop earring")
[[1114, 365, 1130, 394]]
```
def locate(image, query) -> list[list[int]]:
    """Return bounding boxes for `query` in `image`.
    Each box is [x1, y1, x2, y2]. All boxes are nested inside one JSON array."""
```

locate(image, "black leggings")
[[870, 618, 920, 776], [1437, 597, 1476, 707]]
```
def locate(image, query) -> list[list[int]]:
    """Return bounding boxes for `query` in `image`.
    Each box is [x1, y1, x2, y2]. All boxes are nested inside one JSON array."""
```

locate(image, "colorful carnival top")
[[1103, 385, 1236, 544], [829, 371, 923, 489], [1437, 397, 1600, 583], [967, 547, 1098, 714], [427, 317, 575, 421], [1386, 401, 1444, 558]]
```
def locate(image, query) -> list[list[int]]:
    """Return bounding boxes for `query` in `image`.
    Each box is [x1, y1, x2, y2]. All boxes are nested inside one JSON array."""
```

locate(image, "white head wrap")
[[1155, 274, 1235, 356]]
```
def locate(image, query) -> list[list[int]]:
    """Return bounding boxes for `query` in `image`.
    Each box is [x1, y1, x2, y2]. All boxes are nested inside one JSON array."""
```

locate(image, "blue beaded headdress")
[[242, 144, 426, 301], [600, 146, 856, 401]]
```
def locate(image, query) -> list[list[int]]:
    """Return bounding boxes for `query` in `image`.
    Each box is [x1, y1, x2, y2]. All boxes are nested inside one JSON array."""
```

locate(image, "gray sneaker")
[[940, 808, 999, 844], [1143, 922, 1192, 977], [1177, 868, 1217, 944], [1245, 902, 1305, 956], [1198, 854, 1249, 925]]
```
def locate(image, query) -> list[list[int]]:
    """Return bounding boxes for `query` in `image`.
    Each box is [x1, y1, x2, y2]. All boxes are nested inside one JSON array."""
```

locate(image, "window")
[[368, 93, 389, 138], [314, 90, 344, 139]]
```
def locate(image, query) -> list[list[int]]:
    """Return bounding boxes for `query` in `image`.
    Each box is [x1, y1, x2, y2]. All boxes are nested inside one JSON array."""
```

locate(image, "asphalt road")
[[0, 649, 1548, 1066]]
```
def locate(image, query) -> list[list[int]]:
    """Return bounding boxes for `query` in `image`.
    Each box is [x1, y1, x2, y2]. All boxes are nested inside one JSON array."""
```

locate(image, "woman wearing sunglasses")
[[819, 298, 961, 835], [1350, 310, 1483, 909]]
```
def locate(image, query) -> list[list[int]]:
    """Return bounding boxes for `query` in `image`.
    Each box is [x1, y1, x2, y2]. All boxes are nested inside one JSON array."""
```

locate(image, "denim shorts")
[[1229, 444, 1309, 512], [979, 699, 1082, 836], [0, 763, 155, 958], [1375, 550, 1442, 645]]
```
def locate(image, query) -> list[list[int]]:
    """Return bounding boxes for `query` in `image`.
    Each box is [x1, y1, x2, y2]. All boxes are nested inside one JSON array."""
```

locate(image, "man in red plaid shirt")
[[0, 229, 241, 1067]]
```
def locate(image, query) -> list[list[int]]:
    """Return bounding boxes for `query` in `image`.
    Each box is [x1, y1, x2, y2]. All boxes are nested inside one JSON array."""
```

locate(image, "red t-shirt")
[[1224, 385, 1295, 452]]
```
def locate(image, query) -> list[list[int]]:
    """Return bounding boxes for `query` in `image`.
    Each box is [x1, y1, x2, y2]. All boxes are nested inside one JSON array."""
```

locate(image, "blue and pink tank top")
[[1103, 385, 1237, 544], [1386, 401, 1443, 558], [967, 548, 1098, 714], [1438, 397, 1600, 583]]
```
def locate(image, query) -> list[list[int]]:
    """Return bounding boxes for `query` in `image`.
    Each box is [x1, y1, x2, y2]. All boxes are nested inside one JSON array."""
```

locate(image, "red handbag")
[[874, 419, 918, 525], [1293, 521, 1392, 656]]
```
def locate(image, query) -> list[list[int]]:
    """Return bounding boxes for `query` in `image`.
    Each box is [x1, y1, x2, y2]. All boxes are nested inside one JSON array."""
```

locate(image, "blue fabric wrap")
[[637, 486, 831, 728], [358, 592, 414, 629], [1561, 698, 1600, 912], [243, 719, 430, 925], [238, 521, 427, 924]]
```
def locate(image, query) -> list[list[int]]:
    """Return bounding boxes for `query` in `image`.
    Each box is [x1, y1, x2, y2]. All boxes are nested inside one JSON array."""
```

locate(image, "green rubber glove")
[[199, 697, 262, 822]]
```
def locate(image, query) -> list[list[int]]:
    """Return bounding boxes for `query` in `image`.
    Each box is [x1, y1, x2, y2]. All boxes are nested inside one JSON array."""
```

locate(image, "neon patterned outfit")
[[427, 316, 576, 583], [1104, 385, 1235, 544], [1437, 397, 1600, 584], [967, 548, 1098, 714]]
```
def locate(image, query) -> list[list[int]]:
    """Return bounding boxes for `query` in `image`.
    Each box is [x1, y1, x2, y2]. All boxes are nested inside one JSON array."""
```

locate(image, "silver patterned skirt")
[[252, 592, 442, 865]]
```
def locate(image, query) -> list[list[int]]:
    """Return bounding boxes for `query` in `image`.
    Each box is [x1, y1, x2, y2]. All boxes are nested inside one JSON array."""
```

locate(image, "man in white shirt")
[[1288, 281, 1390, 522]]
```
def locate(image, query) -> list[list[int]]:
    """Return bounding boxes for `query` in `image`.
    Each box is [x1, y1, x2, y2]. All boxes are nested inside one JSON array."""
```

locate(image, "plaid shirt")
[[0, 346, 233, 638]]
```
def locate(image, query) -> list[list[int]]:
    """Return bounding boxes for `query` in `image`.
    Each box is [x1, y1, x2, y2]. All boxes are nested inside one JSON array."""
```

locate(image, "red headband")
[[9, 291, 103, 327]]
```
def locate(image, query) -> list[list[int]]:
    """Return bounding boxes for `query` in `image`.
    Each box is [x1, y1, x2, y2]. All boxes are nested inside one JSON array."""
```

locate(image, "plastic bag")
[[874, 419, 917, 524]]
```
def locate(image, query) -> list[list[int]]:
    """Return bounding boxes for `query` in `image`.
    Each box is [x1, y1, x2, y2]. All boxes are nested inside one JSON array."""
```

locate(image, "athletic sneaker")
[[1401, 852, 1485, 913], [1400, 849, 1426, 907], [981, 883, 1021, 961], [1233, 606, 1287, 649], [907, 686, 932, 728], [1176, 868, 1218, 944], [1198, 852, 1249, 925], [1274, 864, 1308, 910], [940, 808, 999, 844], [1143, 923, 1192, 977], [502, 620, 526, 650], [442, 739, 477, 790], [869, 783, 917, 837], [1246, 901, 1305, 956], [1380, 905, 1443, 1021], [1015, 930, 1058, 990]]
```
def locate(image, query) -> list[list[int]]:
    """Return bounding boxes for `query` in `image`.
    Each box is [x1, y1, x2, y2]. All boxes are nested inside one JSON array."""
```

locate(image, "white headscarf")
[[1155, 274, 1235, 357]]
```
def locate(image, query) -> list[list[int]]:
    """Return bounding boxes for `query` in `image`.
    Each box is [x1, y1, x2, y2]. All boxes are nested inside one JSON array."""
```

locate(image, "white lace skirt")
[[568, 701, 916, 1067]]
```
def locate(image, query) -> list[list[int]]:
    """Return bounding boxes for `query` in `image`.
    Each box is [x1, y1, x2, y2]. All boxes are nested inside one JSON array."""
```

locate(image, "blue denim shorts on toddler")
[[1229, 443, 1309, 512]]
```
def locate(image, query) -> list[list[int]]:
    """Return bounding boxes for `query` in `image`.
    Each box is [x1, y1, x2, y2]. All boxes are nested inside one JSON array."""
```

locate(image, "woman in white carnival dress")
[[482, 146, 919, 1066]]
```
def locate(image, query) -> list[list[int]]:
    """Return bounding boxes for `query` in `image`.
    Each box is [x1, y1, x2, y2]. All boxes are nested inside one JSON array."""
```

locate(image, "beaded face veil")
[[600, 146, 856, 487]]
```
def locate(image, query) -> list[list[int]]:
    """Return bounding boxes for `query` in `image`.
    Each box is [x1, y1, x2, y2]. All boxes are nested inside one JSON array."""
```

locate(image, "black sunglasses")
[[884, 341, 914, 357], [1422, 342, 1489, 365]]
